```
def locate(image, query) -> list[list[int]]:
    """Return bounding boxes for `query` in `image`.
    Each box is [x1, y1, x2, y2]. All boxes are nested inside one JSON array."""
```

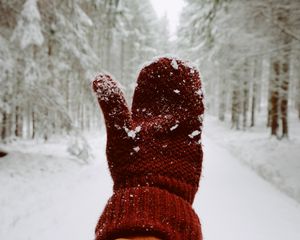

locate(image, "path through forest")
[[196, 136, 300, 240], [1, 124, 300, 240]]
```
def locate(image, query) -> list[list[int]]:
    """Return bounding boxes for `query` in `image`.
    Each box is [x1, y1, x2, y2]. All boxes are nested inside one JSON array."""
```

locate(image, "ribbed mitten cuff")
[[95, 187, 202, 240]]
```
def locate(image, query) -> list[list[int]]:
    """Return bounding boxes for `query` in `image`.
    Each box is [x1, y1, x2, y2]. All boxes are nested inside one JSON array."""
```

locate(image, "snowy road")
[[1, 131, 300, 240], [195, 136, 300, 240]]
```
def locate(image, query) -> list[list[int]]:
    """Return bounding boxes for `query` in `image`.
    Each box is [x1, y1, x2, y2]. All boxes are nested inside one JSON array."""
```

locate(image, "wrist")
[[95, 186, 202, 240]]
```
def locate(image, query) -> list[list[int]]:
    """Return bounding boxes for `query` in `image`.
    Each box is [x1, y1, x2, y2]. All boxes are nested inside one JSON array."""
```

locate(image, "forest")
[[1, 1, 300, 239], [1, 0, 299, 142]]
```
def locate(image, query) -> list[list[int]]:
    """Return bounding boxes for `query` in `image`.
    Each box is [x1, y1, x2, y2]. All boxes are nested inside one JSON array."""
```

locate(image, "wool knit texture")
[[93, 57, 204, 240]]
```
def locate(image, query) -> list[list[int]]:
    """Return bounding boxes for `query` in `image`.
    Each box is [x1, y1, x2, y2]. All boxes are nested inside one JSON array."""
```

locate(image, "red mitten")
[[93, 57, 204, 240]]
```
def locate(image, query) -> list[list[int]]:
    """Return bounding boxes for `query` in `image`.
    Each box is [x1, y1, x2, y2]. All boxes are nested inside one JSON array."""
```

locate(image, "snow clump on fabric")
[[171, 59, 179, 70]]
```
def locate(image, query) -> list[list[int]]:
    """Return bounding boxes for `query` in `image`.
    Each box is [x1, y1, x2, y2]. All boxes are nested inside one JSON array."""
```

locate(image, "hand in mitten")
[[93, 57, 204, 240]]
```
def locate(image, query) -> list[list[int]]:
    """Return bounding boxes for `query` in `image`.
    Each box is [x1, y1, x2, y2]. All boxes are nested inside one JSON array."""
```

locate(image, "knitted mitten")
[[93, 57, 204, 240]]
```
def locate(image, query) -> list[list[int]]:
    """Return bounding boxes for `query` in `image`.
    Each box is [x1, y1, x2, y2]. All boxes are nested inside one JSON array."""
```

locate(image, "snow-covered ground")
[[0, 133, 110, 240], [205, 113, 300, 203], [1, 117, 300, 240]]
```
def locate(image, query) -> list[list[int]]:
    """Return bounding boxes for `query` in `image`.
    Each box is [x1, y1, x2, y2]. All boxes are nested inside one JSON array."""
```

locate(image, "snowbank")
[[0, 132, 112, 240], [204, 114, 300, 203]]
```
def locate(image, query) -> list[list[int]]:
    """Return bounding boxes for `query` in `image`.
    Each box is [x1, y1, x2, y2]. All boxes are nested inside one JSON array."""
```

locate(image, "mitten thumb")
[[93, 74, 130, 136]]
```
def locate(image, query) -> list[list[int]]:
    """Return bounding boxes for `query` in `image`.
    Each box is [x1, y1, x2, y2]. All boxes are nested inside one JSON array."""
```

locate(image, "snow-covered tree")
[[177, 0, 300, 138], [0, 0, 171, 143], [11, 0, 44, 49]]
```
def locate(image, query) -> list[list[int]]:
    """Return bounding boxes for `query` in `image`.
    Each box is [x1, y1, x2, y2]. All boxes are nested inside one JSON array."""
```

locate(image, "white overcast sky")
[[150, 0, 185, 38]]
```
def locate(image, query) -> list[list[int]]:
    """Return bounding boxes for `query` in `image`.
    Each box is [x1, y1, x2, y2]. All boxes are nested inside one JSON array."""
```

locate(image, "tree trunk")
[[279, 49, 290, 138], [270, 59, 280, 136], [298, 72, 300, 120], [105, 32, 112, 70], [296, 54, 300, 119], [218, 76, 226, 121], [250, 82, 257, 128], [267, 89, 271, 128], [32, 111, 36, 139], [242, 61, 249, 129], [15, 105, 22, 137], [231, 80, 241, 129], [1, 112, 7, 141], [120, 38, 125, 82], [251, 58, 262, 127], [1, 91, 8, 141], [278, 7, 291, 138]]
